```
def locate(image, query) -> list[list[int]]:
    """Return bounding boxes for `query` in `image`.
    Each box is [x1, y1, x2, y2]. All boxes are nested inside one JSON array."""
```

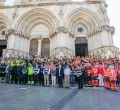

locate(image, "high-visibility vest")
[[109, 70, 117, 81], [103, 68, 109, 78], [87, 69, 92, 76], [28, 66, 34, 75], [92, 66, 98, 77]]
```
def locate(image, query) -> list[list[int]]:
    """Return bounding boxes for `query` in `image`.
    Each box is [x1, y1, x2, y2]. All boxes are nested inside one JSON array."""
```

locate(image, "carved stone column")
[[37, 35, 42, 56], [7, 34, 16, 49]]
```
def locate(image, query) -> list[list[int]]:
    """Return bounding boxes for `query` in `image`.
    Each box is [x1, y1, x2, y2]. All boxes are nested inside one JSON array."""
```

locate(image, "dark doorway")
[[29, 39, 38, 57], [41, 38, 50, 57], [0, 40, 7, 57], [75, 37, 88, 57], [75, 44, 88, 57]]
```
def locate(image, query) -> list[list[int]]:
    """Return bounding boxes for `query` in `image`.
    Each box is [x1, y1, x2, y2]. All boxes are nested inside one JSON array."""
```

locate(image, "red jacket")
[[117, 69, 120, 77], [98, 66, 103, 76]]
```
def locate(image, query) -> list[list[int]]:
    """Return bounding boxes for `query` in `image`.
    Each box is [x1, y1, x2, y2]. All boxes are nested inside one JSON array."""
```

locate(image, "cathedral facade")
[[0, 0, 119, 58]]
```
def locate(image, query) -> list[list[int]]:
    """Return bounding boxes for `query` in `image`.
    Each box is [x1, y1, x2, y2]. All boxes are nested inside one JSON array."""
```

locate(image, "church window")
[[77, 27, 84, 33]]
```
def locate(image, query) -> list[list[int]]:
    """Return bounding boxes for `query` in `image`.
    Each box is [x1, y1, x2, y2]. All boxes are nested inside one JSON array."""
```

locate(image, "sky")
[[4, 0, 120, 49]]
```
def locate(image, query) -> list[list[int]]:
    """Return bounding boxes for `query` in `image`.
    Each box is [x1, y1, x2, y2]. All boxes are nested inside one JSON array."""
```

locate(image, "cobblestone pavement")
[[0, 83, 120, 110]]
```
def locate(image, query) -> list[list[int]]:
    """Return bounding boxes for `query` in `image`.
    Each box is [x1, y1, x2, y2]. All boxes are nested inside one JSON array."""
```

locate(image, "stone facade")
[[0, 0, 119, 58]]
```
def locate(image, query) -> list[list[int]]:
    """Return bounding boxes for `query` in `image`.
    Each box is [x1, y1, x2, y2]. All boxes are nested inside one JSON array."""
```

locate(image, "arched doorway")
[[29, 39, 38, 57], [0, 40, 7, 57], [75, 37, 88, 57], [41, 38, 50, 57]]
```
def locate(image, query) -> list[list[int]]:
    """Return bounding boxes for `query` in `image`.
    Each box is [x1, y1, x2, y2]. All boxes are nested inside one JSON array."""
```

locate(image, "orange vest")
[[87, 69, 92, 76], [103, 68, 109, 78], [109, 70, 117, 81], [92, 66, 98, 77]]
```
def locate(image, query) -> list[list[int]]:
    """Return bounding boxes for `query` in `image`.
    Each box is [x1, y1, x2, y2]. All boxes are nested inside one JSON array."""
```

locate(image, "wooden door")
[[41, 38, 50, 57], [29, 39, 38, 57]]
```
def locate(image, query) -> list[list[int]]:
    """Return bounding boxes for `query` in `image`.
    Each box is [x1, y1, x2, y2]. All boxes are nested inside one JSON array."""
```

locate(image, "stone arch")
[[15, 8, 58, 37], [65, 8, 101, 33], [0, 13, 10, 33], [0, 13, 10, 57]]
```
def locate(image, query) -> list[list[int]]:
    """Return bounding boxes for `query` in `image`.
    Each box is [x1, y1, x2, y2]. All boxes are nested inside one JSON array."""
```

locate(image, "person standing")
[[43, 65, 50, 86], [56, 64, 64, 88], [39, 64, 44, 86], [109, 65, 117, 91], [0, 62, 6, 82], [117, 66, 120, 87], [22, 65, 28, 85], [70, 67, 75, 86], [76, 66, 84, 89], [103, 66, 110, 89], [92, 65, 99, 86], [10, 60, 15, 84], [97, 64, 104, 87], [64, 65, 71, 88], [5, 62, 11, 83], [12, 62, 18, 84], [34, 64, 40, 85], [17, 61, 23, 84], [51, 64, 56, 87], [87, 67, 92, 86], [28, 63, 34, 85]]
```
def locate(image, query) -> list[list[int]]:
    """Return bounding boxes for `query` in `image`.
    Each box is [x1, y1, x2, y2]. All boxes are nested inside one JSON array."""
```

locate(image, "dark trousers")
[[11, 73, 14, 83], [11, 73, 18, 84], [34, 74, 39, 85], [58, 76, 63, 88], [5, 72, 10, 83], [14, 74, 18, 84], [22, 74, 28, 84], [77, 76, 84, 89], [18, 74, 22, 84], [0, 73, 5, 81], [39, 74, 44, 86], [28, 75, 33, 84], [11, 70, 14, 83]]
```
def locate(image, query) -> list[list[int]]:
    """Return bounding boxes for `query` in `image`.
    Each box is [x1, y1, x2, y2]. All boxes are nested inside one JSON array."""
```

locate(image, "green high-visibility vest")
[[11, 61, 15, 67], [28, 66, 34, 75], [10, 61, 15, 70]]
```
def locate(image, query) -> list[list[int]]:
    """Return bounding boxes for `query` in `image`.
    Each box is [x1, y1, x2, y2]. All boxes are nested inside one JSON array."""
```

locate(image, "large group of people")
[[0, 56, 120, 90]]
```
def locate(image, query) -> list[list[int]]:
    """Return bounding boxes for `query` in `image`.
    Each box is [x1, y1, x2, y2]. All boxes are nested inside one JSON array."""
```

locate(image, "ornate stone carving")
[[88, 25, 115, 37], [50, 47, 75, 58], [50, 27, 68, 38]]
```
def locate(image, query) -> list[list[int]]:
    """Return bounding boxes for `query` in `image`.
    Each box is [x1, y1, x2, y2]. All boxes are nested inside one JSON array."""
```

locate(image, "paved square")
[[0, 83, 120, 110]]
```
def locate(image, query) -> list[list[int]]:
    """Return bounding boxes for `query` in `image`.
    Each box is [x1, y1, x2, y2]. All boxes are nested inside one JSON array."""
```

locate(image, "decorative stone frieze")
[[88, 25, 115, 37]]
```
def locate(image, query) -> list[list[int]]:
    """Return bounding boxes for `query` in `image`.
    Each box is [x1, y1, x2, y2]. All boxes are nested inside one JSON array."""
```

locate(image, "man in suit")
[[39, 64, 44, 86], [5, 62, 11, 83], [56, 64, 64, 88]]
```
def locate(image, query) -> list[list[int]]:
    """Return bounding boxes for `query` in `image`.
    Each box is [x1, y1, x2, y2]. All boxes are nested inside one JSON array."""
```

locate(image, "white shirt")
[[43, 68, 50, 75], [64, 68, 71, 75]]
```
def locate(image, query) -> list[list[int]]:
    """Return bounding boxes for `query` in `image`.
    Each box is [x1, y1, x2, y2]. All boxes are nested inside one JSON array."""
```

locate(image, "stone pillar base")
[[89, 46, 120, 58], [50, 47, 75, 58], [2, 49, 29, 59]]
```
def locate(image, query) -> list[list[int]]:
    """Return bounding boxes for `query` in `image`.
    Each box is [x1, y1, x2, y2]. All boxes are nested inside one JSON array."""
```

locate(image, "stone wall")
[[0, 0, 119, 58]]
